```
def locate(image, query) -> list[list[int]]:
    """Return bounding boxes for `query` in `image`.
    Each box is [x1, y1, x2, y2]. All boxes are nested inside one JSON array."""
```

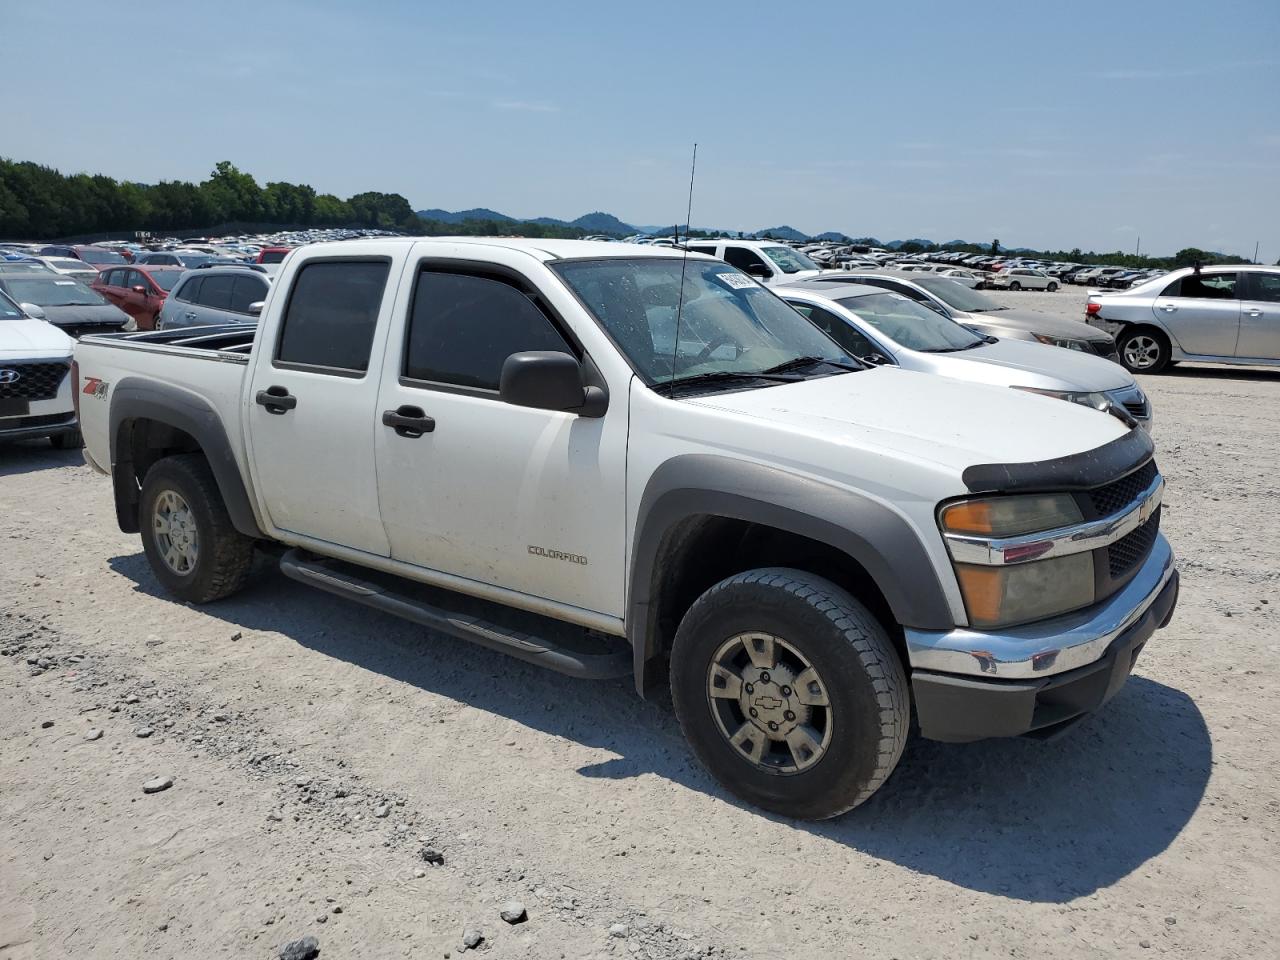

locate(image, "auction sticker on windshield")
[[714, 272, 757, 290]]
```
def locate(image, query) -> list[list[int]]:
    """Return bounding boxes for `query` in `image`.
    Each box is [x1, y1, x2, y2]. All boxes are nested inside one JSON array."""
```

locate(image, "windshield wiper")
[[760, 355, 863, 374], [921, 342, 985, 353], [656, 370, 802, 396]]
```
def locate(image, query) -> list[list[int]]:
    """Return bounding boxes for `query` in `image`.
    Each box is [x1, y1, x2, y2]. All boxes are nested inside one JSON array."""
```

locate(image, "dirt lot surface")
[[2, 292, 1278, 959]]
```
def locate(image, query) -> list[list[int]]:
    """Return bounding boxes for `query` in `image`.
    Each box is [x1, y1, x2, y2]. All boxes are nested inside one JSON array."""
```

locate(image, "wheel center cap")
[[739, 665, 806, 739]]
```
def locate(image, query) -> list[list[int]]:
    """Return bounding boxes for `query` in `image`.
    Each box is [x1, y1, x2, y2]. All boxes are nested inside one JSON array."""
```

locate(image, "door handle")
[[255, 386, 297, 414], [185, 312, 198, 320], [1159, 304, 1177, 312], [382, 405, 435, 438], [1245, 309, 1263, 317]]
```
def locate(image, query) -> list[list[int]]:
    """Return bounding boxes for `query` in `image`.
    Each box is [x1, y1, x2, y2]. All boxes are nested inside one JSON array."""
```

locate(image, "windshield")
[[259, 249, 290, 263], [78, 248, 126, 265], [913, 277, 1004, 312], [3, 276, 107, 307], [150, 271, 182, 291], [552, 258, 856, 388], [762, 246, 819, 273], [836, 293, 985, 351], [178, 254, 217, 268]]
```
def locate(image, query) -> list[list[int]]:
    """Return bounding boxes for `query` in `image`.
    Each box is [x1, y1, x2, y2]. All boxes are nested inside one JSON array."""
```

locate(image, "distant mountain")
[[571, 211, 635, 234], [416, 207, 636, 235], [885, 238, 935, 250], [756, 225, 808, 242], [416, 208, 515, 224], [814, 231, 853, 242]]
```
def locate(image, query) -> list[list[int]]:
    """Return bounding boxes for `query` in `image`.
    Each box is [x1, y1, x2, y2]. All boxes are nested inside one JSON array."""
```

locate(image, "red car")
[[92, 265, 184, 331], [255, 246, 293, 264]]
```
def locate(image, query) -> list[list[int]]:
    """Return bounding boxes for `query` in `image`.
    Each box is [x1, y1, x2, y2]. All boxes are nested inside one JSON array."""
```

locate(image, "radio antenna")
[[670, 142, 698, 386]]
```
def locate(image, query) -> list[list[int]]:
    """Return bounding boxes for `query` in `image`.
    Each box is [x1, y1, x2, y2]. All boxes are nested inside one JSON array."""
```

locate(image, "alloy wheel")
[[706, 632, 833, 775], [1123, 335, 1161, 370], [153, 489, 199, 575]]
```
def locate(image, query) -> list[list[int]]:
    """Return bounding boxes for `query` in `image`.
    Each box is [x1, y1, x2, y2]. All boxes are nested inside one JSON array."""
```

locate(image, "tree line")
[[0, 158, 593, 242]]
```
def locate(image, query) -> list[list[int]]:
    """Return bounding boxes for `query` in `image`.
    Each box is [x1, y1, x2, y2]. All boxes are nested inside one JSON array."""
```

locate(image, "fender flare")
[[627, 455, 956, 694], [108, 377, 264, 538]]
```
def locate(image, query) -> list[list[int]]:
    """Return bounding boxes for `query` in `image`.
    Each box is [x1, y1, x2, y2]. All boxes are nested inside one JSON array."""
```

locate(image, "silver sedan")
[[777, 282, 1152, 428]]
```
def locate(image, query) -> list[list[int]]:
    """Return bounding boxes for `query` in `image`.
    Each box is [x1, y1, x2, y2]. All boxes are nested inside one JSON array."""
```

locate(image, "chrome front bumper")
[[906, 533, 1175, 680]]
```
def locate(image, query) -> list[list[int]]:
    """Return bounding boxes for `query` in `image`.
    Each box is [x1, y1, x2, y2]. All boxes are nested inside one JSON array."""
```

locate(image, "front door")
[[1236, 272, 1280, 360], [247, 256, 400, 555], [374, 256, 628, 617], [1150, 272, 1241, 356]]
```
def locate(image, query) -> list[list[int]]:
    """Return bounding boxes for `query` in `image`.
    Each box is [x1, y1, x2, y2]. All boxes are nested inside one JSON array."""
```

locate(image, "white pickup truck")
[[75, 238, 1178, 819]]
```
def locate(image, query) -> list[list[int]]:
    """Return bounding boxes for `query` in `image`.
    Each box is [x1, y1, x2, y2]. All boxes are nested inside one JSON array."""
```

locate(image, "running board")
[[279, 549, 631, 680]]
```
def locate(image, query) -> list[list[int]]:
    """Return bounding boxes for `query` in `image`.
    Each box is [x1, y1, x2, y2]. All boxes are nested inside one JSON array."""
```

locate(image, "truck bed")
[[75, 324, 259, 477]]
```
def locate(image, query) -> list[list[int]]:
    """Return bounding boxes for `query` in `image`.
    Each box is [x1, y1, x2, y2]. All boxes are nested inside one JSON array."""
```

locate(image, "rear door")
[[1150, 272, 1242, 356], [246, 256, 400, 555], [1236, 272, 1280, 360], [373, 251, 628, 616]]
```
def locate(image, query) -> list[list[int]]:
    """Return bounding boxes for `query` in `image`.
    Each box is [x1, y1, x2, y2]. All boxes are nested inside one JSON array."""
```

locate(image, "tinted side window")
[[686, 245, 718, 258], [790, 302, 879, 358], [277, 260, 389, 373], [723, 247, 769, 274], [404, 271, 571, 391], [198, 275, 235, 309], [1177, 272, 1238, 300], [175, 276, 201, 303], [1246, 273, 1280, 303], [101, 269, 121, 287], [229, 275, 267, 313]]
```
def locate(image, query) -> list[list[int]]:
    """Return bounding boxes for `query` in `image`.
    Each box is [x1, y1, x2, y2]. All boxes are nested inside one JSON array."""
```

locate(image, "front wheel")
[[50, 429, 82, 450], [670, 568, 909, 820], [139, 454, 255, 603], [1047, 282, 1059, 292], [1116, 327, 1171, 374]]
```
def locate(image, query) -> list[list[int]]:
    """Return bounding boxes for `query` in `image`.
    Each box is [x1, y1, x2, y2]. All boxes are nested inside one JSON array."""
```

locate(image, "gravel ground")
[[2, 305, 1278, 959]]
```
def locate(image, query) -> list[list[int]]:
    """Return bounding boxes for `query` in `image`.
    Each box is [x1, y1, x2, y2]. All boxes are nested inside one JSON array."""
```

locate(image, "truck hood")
[[944, 338, 1134, 391], [959, 307, 1107, 342], [0, 316, 75, 357], [684, 366, 1130, 476]]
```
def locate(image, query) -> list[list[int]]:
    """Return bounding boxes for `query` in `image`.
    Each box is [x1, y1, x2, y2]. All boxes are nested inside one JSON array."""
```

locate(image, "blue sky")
[[9, 0, 1279, 257]]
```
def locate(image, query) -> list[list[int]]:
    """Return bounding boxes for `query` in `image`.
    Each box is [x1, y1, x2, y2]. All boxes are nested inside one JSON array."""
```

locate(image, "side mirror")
[[744, 263, 771, 279], [19, 302, 46, 320], [864, 352, 892, 365], [247, 301, 265, 317], [500, 351, 608, 418]]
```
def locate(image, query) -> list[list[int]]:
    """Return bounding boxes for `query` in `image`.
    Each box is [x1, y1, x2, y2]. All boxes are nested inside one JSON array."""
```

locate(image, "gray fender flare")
[[108, 377, 264, 538], [627, 455, 955, 693]]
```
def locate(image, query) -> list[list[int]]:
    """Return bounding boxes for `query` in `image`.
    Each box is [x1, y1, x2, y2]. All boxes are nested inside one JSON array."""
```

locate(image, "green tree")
[[990, 239, 1001, 255]]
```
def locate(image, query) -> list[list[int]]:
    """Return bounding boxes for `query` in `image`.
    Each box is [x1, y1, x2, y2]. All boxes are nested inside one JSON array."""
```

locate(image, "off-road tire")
[[670, 568, 909, 820], [50, 430, 82, 450], [1116, 326, 1171, 374], [139, 454, 254, 603]]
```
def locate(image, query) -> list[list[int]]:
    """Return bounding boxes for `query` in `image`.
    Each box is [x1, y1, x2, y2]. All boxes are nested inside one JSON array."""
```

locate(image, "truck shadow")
[[108, 552, 1211, 904], [0, 442, 83, 477]]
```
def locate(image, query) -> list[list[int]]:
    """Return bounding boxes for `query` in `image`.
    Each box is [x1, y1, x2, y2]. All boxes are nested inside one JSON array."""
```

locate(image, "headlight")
[[1012, 385, 1113, 412], [1033, 333, 1090, 351], [940, 494, 1095, 628]]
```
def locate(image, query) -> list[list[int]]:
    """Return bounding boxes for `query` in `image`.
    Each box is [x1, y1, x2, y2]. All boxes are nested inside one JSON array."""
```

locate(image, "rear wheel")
[[139, 454, 254, 603], [1117, 327, 1171, 374], [1009, 281, 1022, 290], [670, 568, 909, 820]]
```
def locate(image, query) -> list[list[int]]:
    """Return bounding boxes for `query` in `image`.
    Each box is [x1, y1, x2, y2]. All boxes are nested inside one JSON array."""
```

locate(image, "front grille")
[[1122, 399, 1148, 418], [0, 411, 75, 430], [1108, 507, 1161, 579], [1087, 460, 1158, 518], [0, 362, 70, 401]]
